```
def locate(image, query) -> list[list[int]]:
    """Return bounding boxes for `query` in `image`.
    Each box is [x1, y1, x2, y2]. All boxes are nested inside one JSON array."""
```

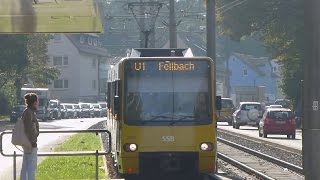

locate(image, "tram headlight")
[[124, 143, 138, 152], [200, 142, 213, 151]]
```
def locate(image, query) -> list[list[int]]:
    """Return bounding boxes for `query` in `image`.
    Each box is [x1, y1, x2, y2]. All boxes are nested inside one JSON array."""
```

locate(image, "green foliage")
[[2, 82, 16, 109], [0, 34, 59, 110], [36, 133, 105, 180], [0, 82, 16, 115], [217, 0, 303, 104], [0, 35, 28, 88], [0, 34, 59, 87], [26, 34, 60, 87]]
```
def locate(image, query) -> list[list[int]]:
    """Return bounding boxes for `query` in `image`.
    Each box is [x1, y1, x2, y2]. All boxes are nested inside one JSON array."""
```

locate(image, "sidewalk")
[[0, 134, 73, 180], [0, 118, 105, 180]]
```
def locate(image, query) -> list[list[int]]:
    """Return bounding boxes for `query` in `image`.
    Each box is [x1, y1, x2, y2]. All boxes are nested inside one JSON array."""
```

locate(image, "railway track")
[[217, 128, 302, 155], [217, 137, 304, 180]]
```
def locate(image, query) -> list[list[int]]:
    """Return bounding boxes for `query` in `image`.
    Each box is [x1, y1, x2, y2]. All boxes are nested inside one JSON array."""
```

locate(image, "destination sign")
[[134, 61, 196, 71]]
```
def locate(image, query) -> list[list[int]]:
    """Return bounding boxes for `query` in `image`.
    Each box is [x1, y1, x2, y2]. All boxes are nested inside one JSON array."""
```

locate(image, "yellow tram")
[[106, 49, 221, 180]]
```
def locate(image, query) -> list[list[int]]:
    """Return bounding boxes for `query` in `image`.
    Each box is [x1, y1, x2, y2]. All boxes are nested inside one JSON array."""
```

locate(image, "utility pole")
[[169, 0, 177, 48], [304, 0, 320, 179], [149, 0, 156, 48], [225, 36, 230, 97], [206, 0, 216, 94], [97, 57, 101, 100], [139, 0, 145, 48]]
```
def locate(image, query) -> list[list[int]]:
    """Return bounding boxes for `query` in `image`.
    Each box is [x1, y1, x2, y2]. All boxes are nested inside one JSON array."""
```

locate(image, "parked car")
[[92, 104, 103, 117], [258, 108, 296, 139], [62, 104, 76, 119], [232, 102, 263, 129], [89, 104, 96, 118], [266, 105, 283, 109], [60, 104, 68, 119], [275, 99, 292, 109], [217, 98, 235, 125], [99, 103, 107, 117], [49, 99, 61, 120], [79, 103, 91, 118], [72, 104, 81, 118], [10, 105, 26, 123]]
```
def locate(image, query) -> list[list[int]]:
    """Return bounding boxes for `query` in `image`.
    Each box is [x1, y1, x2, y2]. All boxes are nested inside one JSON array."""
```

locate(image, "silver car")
[[72, 104, 81, 118], [232, 102, 263, 129]]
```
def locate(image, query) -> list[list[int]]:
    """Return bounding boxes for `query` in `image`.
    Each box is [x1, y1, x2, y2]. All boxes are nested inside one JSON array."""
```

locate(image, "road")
[[0, 117, 106, 180], [217, 122, 302, 151]]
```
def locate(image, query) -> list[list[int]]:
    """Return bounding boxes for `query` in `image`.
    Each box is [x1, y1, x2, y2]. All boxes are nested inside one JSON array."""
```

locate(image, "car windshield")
[[65, 105, 73, 109], [80, 104, 90, 109], [222, 99, 234, 108], [100, 104, 106, 108], [93, 105, 99, 108], [269, 111, 294, 119], [269, 105, 282, 108], [241, 104, 261, 111]]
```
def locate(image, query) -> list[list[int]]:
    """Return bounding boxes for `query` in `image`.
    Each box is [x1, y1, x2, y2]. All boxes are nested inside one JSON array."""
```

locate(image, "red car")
[[258, 108, 296, 139]]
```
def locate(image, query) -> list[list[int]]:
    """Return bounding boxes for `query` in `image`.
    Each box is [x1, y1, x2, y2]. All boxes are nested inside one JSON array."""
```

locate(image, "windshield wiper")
[[150, 115, 172, 120], [177, 115, 195, 120], [169, 115, 195, 125], [140, 115, 172, 125]]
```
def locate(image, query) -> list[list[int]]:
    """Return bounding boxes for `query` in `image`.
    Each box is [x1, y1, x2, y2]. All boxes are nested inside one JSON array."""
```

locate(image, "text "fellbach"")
[[159, 62, 195, 71]]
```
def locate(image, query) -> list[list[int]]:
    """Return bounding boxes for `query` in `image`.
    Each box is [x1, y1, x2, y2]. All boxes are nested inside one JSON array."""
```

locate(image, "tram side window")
[[109, 82, 114, 115], [113, 81, 121, 116], [107, 83, 111, 109]]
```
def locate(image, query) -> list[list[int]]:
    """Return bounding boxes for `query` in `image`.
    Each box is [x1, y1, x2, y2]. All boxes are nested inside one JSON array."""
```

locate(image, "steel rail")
[[217, 137, 303, 175]]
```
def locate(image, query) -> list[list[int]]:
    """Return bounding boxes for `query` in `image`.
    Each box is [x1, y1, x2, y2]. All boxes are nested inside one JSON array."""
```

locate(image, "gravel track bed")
[[217, 159, 258, 180], [218, 130, 302, 167], [88, 120, 120, 179]]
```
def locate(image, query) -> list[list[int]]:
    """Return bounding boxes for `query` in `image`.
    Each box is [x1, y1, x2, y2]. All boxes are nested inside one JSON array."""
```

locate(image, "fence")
[[0, 129, 111, 180]]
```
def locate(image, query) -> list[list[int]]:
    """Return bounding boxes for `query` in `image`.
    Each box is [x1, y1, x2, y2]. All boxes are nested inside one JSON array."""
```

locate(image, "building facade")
[[228, 53, 282, 105], [47, 34, 108, 103]]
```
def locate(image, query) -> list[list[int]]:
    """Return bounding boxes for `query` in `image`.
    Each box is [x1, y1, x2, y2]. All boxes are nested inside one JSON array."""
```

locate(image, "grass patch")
[[0, 115, 9, 121], [36, 133, 105, 180]]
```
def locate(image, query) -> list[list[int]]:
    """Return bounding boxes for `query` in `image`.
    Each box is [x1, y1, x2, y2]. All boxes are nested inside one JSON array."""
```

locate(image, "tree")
[[0, 34, 59, 105], [216, 0, 303, 105], [0, 35, 28, 88], [26, 34, 60, 87]]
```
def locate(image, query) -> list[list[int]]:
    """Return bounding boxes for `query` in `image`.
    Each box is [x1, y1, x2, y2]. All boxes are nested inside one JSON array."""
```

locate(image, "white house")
[[270, 59, 285, 99], [47, 34, 109, 103], [227, 53, 284, 105]]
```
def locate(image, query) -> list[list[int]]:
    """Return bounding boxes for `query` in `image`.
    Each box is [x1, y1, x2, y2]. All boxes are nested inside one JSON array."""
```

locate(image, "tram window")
[[124, 60, 212, 125]]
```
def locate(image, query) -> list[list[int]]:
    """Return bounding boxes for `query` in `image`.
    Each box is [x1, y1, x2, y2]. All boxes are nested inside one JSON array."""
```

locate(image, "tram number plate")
[[162, 136, 175, 142]]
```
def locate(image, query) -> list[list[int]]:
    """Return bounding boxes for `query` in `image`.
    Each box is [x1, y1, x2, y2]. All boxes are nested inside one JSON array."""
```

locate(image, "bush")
[[0, 81, 17, 115], [0, 93, 9, 115]]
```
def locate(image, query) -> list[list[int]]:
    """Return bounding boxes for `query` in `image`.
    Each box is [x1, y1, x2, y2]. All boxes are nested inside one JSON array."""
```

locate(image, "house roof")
[[232, 53, 270, 76], [66, 34, 108, 56]]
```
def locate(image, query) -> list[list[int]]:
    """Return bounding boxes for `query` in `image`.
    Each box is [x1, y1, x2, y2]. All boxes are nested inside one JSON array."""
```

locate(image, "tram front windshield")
[[125, 60, 212, 125]]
